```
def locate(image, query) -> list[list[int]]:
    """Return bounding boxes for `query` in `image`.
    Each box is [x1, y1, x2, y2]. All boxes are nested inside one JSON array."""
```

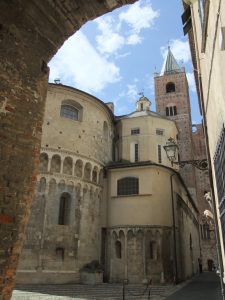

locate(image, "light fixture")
[[163, 137, 178, 163], [163, 137, 208, 170]]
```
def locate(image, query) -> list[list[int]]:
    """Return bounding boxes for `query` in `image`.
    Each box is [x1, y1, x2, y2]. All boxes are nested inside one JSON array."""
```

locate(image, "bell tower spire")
[[154, 46, 196, 203], [163, 46, 182, 74]]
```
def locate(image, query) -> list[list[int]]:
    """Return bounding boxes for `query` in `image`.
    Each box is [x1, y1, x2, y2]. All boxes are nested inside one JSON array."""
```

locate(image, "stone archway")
[[0, 1, 136, 298]]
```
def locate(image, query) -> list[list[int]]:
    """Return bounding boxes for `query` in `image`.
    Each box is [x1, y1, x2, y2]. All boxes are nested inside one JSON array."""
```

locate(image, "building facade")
[[17, 48, 214, 284], [155, 48, 217, 272], [182, 0, 224, 278]]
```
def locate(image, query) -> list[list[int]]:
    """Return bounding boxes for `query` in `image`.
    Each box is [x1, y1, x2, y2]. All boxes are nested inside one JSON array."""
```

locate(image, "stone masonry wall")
[[154, 71, 196, 201], [0, 1, 136, 297]]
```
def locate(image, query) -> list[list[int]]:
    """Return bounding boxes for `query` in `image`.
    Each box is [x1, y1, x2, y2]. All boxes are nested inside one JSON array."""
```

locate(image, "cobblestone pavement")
[[12, 272, 222, 300], [12, 283, 176, 300]]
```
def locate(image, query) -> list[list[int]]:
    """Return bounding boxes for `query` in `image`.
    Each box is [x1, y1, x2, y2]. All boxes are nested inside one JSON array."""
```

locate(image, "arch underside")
[[0, 0, 137, 297]]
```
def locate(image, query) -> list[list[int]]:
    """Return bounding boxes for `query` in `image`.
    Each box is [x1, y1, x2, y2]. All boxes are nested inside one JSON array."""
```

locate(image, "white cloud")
[[95, 0, 159, 55], [119, 0, 159, 34], [161, 39, 191, 64], [95, 16, 125, 55], [49, 31, 121, 93], [127, 34, 142, 45], [186, 72, 196, 92], [127, 83, 139, 101]]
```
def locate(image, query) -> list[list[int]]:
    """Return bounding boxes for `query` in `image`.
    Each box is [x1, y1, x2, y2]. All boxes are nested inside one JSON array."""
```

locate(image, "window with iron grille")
[[131, 128, 140, 135], [60, 105, 79, 120], [156, 129, 164, 136], [158, 145, 162, 163], [201, 224, 210, 240], [214, 126, 225, 246], [135, 143, 139, 162], [117, 177, 139, 196]]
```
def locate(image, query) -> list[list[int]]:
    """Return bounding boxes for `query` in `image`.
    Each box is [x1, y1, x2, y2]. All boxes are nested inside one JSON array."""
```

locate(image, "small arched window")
[[60, 105, 78, 120], [58, 192, 71, 225], [166, 106, 177, 116], [60, 99, 83, 121], [103, 121, 109, 141], [39, 153, 48, 173], [63, 156, 73, 175], [117, 177, 139, 195], [166, 82, 176, 93], [50, 154, 61, 173], [115, 241, 122, 259], [74, 159, 83, 177], [84, 162, 92, 181], [92, 166, 98, 183]]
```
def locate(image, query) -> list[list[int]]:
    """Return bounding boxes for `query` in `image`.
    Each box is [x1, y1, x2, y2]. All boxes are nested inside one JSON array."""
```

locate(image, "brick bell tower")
[[154, 47, 197, 202]]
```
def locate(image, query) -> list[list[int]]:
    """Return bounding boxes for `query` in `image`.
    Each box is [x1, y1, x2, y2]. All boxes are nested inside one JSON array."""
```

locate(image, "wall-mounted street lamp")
[[163, 137, 208, 170]]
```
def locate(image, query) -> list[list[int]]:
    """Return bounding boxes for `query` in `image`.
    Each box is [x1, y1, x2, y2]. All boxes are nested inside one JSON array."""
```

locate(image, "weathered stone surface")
[[0, 1, 136, 298]]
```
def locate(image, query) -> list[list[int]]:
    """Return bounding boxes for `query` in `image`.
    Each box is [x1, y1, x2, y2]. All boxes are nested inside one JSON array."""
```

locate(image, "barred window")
[[135, 143, 139, 162], [60, 105, 79, 120], [117, 177, 139, 196], [131, 128, 140, 135], [156, 129, 164, 136], [201, 224, 210, 240], [214, 126, 225, 247]]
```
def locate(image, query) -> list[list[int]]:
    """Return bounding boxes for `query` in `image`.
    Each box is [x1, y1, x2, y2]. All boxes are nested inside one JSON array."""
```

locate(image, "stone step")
[[12, 284, 174, 300]]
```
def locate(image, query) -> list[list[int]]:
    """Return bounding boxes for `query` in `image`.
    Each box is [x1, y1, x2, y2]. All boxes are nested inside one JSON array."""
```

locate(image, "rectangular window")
[[149, 241, 157, 260], [173, 106, 177, 115], [135, 143, 139, 162], [156, 129, 164, 136], [214, 126, 225, 248], [56, 247, 64, 261], [158, 145, 162, 163], [182, 5, 192, 36], [166, 107, 169, 116], [201, 224, 210, 240], [131, 128, 140, 135], [198, 0, 210, 52], [169, 106, 173, 116], [117, 177, 139, 195]]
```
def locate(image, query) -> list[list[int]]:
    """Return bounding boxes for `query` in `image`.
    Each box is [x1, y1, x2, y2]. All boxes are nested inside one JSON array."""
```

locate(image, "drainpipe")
[[170, 172, 178, 284]]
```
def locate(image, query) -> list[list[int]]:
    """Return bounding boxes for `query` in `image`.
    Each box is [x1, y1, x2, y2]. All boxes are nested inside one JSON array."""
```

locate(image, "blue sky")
[[49, 0, 201, 124]]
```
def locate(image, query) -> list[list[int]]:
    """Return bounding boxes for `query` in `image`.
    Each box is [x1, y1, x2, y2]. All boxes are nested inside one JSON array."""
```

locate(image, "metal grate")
[[60, 104, 79, 120], [158, 145, 162, 163], [131, 128, 140, 135], [156, 129, 164, 136], [135, 143, 139, 162], [117, 177, 139, 196]]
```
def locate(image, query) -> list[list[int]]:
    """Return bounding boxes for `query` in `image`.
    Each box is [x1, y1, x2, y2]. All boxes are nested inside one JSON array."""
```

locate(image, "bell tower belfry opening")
[[154, 47, 196, 201]]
